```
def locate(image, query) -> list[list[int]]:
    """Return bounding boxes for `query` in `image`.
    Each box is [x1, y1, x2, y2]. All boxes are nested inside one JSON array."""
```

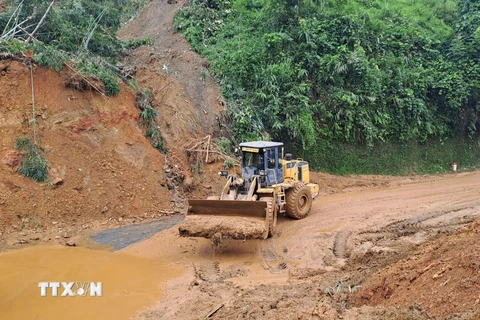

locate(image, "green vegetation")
[[0, 0, 151, 95], [15, 138, 50, 183], [137, 89, 168, 154], [175, 0, 480, 174]]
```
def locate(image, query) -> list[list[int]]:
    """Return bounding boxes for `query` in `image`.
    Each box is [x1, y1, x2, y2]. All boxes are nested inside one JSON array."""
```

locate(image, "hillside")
[[0, 0, 227, 247], [175, 0, 480, 174], [0, 60, 170, 238]]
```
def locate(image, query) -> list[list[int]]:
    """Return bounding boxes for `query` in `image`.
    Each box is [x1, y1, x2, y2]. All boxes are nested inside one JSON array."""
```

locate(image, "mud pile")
[[354, 219, 480, 317]]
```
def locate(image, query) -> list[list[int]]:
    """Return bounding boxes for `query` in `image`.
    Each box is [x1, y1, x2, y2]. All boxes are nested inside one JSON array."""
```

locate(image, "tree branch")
[[27, 0, 55, 44]]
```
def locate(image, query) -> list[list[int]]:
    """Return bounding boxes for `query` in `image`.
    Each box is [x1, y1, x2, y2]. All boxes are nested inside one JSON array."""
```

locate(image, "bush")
[[15, 138, 50, 183], [217, 137, 233, 155]]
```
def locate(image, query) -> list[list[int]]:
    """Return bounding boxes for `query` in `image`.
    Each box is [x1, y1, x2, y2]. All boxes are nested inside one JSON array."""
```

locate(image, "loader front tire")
[[260, 197, 276, 237], [286, 183, 312, 219]]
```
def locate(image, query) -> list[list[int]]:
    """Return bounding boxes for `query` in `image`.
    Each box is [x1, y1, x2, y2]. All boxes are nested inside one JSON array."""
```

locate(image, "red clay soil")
[[354, 219, 480, 317], [0, 60, 173, 237]]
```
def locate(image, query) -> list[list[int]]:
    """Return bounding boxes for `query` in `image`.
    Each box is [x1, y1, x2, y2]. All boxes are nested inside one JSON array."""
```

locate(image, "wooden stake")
[[205, 303, 224, 319], [205, 135, 211, 163]]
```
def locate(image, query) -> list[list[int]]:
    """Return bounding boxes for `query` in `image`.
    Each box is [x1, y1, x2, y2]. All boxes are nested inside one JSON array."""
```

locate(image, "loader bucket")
[[178, 200, 269, 240]]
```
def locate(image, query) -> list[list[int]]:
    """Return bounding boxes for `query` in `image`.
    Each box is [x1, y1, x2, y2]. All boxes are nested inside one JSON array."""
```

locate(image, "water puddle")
[[91, 215, 184, 250], [0, 245, 184, 320]]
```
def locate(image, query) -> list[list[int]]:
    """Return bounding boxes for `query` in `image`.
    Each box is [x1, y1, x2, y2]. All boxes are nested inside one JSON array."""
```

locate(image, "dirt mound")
[[354, 219, 480, 317], [0, 60, 174, 242]]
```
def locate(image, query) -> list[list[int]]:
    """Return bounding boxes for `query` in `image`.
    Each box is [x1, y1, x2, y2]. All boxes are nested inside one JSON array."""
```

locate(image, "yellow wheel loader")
[[178, 141, 319, 240]]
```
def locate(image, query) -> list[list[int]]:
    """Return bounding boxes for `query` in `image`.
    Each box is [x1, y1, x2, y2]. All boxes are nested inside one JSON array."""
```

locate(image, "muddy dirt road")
[[1, 171, 479, 319], [123, 171, 480, 319]]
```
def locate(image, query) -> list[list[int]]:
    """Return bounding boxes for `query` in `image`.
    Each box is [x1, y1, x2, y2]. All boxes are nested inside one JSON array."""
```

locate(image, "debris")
[[205, 303, 224, 319]]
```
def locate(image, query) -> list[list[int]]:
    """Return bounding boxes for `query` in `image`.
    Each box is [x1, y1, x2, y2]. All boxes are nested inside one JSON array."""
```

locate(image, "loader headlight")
[[218, 170, 229, 177], [258, 170, 267, 176]]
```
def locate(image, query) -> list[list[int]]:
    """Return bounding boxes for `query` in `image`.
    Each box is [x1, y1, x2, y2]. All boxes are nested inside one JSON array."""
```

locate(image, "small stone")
[[63, 233, 70, 239], [2, 150, 22, 167], [55, 236, 60, 239], [30, 236, 40, 241], [119, 217, 123, 222], [52, 221, 58, 225], [18, 239, 29, 244], [65, 241, 76, 247]]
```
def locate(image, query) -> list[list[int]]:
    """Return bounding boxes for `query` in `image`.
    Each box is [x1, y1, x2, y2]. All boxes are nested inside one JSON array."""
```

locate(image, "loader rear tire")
[[286, 183, 312, 219], [260, 197, 276, 237]]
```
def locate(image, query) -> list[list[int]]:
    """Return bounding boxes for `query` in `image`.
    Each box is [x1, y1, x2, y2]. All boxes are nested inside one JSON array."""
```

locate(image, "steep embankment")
[[0, 60, 172, 238], [118, 0, 225, 150]]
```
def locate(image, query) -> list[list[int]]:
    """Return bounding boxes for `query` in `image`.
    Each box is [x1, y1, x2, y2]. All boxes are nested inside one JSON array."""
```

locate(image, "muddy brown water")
[[0, 245, 184, 320]]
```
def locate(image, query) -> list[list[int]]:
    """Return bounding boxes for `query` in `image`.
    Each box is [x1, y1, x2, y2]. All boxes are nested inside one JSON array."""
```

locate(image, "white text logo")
[[38, 282, 102, 297]]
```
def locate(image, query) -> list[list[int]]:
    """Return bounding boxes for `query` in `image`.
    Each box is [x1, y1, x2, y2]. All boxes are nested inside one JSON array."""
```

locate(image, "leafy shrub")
[[31, 42, 68, 72], [222, 158, 236, 168], [15, 138, 50, 183], [146, 126, 167, 154], [217, 137, 232, 155], [125, 38, 153, 50]]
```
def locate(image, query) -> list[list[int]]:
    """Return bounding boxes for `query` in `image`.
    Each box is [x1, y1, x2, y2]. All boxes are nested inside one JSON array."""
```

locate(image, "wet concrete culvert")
[[90, 215, 184, 250]]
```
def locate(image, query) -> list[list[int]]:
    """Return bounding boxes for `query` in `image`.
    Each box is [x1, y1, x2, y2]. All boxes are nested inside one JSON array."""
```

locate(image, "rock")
[[63, 233, 70, 239], [18, 239, 29, 244], [65, 241, 76, 247], [55, 236, 60, 239], [49, 166, 66, 186], [52, 221, 58, 225], [2, 150, 22, 167], [30, 236, 40, 241]]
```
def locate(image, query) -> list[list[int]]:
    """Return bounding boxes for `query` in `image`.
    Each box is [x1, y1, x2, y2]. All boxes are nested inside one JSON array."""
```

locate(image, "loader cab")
[[239, 141, 284, 187]]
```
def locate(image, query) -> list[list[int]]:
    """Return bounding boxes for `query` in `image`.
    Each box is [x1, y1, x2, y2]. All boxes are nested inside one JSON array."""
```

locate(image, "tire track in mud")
[[333, 229, 351, 259], [352, 204, 480, 252], [383, 205, 478, 235], [332, 201, 479, 260], [193, 260, 221, 282], [260, 239, 288, 274]]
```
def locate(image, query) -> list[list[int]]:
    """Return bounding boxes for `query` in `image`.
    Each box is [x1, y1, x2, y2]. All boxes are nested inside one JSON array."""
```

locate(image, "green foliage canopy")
[[175, 0, 479, 152]]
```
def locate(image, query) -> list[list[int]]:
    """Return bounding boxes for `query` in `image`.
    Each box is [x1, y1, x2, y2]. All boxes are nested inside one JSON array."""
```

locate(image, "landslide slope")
[[0, 0, 227, 239], [0, 60, 172, 233], [117, 0, 225, 149]]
